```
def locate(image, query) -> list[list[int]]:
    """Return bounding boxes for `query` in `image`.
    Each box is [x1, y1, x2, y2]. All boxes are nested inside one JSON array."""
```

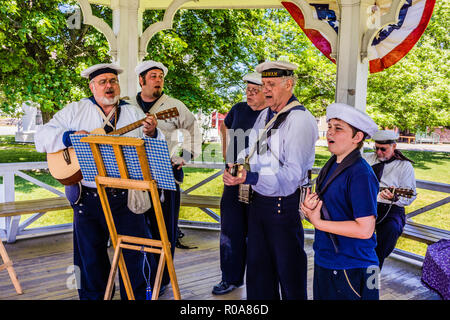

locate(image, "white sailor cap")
[[255, 60, 298, 78], [326, 103, 378, 138], [135, 60, 168, 77], [242, 72, 262, 85], [372, 130, 399, 143], [80, 63, 123, 80]]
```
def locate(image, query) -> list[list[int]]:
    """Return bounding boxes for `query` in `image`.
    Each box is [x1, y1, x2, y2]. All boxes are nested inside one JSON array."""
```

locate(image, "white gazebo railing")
[[1, 162, 449, 263]]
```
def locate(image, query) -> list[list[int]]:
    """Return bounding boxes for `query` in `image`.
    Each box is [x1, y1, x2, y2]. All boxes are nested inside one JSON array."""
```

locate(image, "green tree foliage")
[[0, 0, 110, 122], [0, 1, 447, 133], [143, 9, 335, 116]]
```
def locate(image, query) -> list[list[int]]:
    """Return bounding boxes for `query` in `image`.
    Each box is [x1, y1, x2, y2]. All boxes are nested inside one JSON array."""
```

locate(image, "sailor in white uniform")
[[129, 60, 202, 290], [35, 63, 161, 300], [363, 130, 417, 268]]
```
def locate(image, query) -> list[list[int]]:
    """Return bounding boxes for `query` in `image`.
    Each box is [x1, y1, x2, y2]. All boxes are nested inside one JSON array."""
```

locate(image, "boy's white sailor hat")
[[242, 72, 262, 85], [326, 103, 378, 138], [81, 63, 123, 80], [135, 60, 168, 77]]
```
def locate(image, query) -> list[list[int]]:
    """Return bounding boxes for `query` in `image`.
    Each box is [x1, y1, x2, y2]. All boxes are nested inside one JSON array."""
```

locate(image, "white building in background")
[[195, 110, 222, 143], [15, 102, 43, 143]]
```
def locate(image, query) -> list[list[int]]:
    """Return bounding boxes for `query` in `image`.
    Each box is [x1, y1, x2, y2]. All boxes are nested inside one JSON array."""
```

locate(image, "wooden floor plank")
[[0, 228, 442, 300]]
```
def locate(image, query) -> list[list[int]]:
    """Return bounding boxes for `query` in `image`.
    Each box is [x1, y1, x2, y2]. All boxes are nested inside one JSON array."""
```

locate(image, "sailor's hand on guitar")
[[223, 163, 246, 186], [74, 130, 89, 135], [142, 114, 157, 137], [380, 186, 395, 200]]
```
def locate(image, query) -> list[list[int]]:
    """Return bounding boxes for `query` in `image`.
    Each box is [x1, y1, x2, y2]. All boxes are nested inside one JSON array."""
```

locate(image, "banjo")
[[47, 107, 179, 185], [379, 186, 416, 198]]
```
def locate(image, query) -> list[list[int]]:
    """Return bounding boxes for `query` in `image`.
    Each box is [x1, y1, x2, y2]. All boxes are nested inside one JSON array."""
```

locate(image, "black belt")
[[82, 186, 125, 196], [252, 188, 300, 201]]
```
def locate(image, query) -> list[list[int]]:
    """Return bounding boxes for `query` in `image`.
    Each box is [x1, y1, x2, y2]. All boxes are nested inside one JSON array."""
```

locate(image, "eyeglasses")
[[94, 78, 119, 86], [148, 74, 164, 80], [375, 146, 387, 152], [246, 87, 261, 95]]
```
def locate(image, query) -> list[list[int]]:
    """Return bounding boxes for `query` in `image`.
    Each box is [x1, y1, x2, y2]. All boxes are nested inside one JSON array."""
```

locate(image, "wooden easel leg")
[[149, 183, 181, 300], [97, 184, 135, 300], [0, 241, 23, 295], [151, 250, 165, 300], [165, 245, 181, 300], [104, 237, 122, 300]]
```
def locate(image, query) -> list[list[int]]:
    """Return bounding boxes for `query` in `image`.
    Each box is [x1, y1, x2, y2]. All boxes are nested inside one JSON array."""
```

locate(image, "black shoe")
[[212, 281, 241, 295]]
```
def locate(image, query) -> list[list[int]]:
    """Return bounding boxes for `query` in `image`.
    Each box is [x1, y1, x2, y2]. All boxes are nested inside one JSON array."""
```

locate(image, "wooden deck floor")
[[0, 228, 441, 300]]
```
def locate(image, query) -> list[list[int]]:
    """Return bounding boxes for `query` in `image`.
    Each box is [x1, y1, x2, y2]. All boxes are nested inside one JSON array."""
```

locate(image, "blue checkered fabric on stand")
[[70, 134, 176, 191]]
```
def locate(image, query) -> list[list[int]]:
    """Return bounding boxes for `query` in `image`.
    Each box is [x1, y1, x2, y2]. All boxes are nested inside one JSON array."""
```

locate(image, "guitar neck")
[[380, 186, 414, 197], [109, 118, 144, 136], [108, 107, 178, 136]]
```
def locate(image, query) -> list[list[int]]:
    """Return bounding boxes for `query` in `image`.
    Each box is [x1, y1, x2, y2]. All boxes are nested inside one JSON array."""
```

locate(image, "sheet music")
[[70, 134, 177, 191]]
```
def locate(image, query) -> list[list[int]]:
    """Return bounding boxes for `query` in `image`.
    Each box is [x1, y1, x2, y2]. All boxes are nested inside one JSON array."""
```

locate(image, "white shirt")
[[129, 94, 202, 159], [246, 107, 318, 197], [35, 98, 164, 187], [363, 152, 417, 207]]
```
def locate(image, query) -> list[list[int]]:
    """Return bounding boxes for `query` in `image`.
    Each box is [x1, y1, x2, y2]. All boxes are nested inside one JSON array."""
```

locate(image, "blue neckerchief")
[[266, 108, 277, 124], [88, 96, 126, 133], [265, 94, 302, 125]]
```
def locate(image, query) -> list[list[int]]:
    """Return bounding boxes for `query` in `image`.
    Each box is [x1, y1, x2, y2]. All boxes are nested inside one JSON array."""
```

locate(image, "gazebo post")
[[111, 0, 141, 98], [334, 0, 371, 111]]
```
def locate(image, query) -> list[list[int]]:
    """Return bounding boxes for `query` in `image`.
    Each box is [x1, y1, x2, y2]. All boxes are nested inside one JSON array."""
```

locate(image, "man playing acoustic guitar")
[[35, 63, 161, 300], [363, 130, 417, 269]]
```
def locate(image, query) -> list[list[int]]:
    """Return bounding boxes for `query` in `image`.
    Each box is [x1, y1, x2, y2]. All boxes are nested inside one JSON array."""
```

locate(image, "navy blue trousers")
[[219, 185, 248, 285], [72, 187, 153, 300], [375, 203, 406, 269], [313, 263, 379, 300], [246, 189, 307, 300], [145, 167, 183, 286]]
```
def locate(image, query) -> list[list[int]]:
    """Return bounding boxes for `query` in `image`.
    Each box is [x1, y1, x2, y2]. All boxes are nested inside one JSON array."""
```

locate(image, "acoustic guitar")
[[47, 107, 179, 185]]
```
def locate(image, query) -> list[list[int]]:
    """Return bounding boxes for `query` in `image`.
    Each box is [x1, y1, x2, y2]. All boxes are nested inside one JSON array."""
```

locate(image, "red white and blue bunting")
[[282, 0, 436, 73]]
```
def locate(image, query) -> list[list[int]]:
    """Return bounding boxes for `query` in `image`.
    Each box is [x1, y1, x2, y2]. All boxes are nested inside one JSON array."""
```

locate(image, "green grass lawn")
[[1, 136, 448, 256]]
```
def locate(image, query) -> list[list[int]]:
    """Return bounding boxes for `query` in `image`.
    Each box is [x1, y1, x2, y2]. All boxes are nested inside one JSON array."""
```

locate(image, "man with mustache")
[[223, 61, 318, 300], [35, 63, 161, 300], [129, 60, 202, 293]]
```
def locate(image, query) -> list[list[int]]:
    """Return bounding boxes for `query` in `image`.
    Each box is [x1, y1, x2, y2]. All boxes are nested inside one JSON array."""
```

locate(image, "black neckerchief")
[[257, 96, 305, 156], [136, 92, 164, 113], [315, 147, 363, 253], [370, 149, 414, 182]]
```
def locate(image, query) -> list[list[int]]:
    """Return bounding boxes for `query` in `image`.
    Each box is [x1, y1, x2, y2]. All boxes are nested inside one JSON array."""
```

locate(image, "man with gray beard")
[[35, 63, 160, 300]]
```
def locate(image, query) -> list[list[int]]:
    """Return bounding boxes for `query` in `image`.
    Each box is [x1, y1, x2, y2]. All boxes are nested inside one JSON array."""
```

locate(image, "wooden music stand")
[[0, 240, 23, 295], [79, 135, 180, 300]]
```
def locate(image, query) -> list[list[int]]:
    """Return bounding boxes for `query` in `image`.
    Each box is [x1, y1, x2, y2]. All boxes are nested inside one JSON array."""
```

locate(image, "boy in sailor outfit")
[[301, 103, 380, 300]]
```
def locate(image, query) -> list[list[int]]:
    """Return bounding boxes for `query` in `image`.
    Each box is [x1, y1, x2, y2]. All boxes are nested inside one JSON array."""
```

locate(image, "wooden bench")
[[399, 135, 415, 144], [401, 221, 450, 245], [0, 194, 221, 219], [0, 197, 71, 218]]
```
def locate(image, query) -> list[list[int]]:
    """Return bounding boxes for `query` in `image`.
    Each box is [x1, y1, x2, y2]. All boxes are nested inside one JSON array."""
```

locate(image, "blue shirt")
[[224, 102, 263, 163], [313, 157, 379, 269]]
